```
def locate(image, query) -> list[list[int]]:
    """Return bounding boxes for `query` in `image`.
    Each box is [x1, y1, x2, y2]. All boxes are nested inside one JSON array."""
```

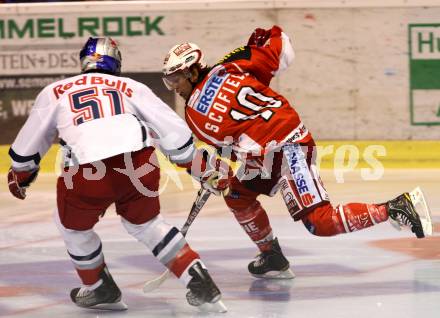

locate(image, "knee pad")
[[53, 209, 104, 271], [121, 215, 189, 266], [122, 214, 172, 248], [301, 203, 344, 237]]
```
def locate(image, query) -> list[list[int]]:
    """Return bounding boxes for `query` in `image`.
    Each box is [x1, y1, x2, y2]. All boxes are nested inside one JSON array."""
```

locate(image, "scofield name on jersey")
[[189, 71, 229, 116]]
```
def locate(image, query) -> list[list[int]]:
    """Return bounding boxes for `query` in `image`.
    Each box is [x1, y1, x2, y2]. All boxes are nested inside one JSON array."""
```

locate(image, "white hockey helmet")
[[163, 42, 207, 78]]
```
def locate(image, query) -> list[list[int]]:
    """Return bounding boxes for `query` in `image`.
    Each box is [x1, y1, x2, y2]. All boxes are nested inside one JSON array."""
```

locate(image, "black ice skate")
[[387, 188, 433, 238], [70, 266, 127, 311], [186, 262, 227, 313], [248, 238, 295, 279]]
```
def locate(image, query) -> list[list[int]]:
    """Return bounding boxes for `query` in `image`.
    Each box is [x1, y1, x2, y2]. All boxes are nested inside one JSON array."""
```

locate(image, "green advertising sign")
[[409, 24, 440, 126], [0, 16, 164, 39]]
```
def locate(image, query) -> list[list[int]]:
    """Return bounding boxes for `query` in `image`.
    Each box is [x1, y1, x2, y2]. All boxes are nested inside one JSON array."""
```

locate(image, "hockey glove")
[[7, 167, 39, 200], [247, 27, 272, 47], [200, 166, 230, 196], [178, 149, 232, 196]]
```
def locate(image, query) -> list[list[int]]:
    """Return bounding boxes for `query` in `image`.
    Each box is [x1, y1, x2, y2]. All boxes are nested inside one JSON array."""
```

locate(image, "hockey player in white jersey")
[[7, 37, 228, 312]]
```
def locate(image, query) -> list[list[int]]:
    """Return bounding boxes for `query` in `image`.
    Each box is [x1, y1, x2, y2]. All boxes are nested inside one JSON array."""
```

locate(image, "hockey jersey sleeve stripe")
[[133, 114, 148, 143], [168, 153, 195, 165], [152, 226, 179, 257], [178, 136, 194, 151], [165, 145, 195, 165], [163, 137, 196, 165], [141, 125, 147, 142], [8, 147, 41, 166], [68, 242, 103, 261], [163, 136, 194, 156]]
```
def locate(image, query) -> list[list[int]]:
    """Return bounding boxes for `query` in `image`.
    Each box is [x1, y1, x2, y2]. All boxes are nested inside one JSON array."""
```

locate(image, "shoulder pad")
[[216, 46, 251, 65]]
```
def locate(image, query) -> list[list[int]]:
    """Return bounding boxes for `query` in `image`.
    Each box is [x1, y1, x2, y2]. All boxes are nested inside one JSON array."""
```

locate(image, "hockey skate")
[[186, 262, 227, 313], [248, 238, 295, 279], [387, 187, 433, 238], [70, 266, 127, 311]]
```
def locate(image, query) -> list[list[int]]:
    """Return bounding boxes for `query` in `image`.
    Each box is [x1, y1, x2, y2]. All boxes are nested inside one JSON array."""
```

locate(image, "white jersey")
[[10, 72, 194, 169]]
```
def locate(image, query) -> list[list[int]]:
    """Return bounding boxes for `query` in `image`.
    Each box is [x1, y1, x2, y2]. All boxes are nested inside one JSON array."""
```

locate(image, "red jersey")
[[185, 26, 312, 159]]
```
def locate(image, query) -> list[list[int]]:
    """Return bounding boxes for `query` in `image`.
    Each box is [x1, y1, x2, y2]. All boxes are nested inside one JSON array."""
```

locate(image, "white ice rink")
[[1, 170, 439, 318]]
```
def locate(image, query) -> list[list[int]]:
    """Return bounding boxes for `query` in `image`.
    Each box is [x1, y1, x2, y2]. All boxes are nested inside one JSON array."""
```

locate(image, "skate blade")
[[89, 300, 128, 311], [409, 187, 433, 236], [251, 268, 295, 280], [198, 299, 227, 313]]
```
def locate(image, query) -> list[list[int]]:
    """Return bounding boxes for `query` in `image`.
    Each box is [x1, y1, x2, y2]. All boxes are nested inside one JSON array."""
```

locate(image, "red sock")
[[167, 244, 199, 278], [303, 202, 388, 236], [337, 203, 389, 233], [233, 201, 273, 251], [76, 262, 106, 285]]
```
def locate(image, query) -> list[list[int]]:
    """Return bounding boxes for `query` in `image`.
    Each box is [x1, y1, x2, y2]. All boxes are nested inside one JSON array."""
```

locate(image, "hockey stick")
[[143, 188, 212, 293]]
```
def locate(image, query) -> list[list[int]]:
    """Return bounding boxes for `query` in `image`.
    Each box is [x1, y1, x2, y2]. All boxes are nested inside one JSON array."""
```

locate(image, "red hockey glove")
[[7, 167, 39, 200], [177, 149, 232, 196], [247, 27, 272, 47], [199, 159, 231, 196]]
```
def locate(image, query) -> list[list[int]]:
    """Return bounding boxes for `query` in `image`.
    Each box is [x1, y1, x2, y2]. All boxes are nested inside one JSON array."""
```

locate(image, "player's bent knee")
[[302, 219, 335, 237], [53, 209, 102, 255], [302, 219, 318, 235], [301, 205, 344, 237], [121, 214, 174, 248], [121, 214, 199, 277]]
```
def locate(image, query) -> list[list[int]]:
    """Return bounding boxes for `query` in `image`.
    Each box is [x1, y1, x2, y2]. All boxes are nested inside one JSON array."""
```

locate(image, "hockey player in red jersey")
[[162, 26, 433, 279], [7, 37, 227, 312]]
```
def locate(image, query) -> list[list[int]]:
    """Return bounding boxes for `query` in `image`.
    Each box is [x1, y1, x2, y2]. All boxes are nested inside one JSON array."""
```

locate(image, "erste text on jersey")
[[188, 70, 245, 134]]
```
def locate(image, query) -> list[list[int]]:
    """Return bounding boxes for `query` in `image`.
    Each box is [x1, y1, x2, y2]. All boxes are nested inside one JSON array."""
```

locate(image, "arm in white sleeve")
[[9, 86, 58, 171], [133, 84, 196, 165]]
